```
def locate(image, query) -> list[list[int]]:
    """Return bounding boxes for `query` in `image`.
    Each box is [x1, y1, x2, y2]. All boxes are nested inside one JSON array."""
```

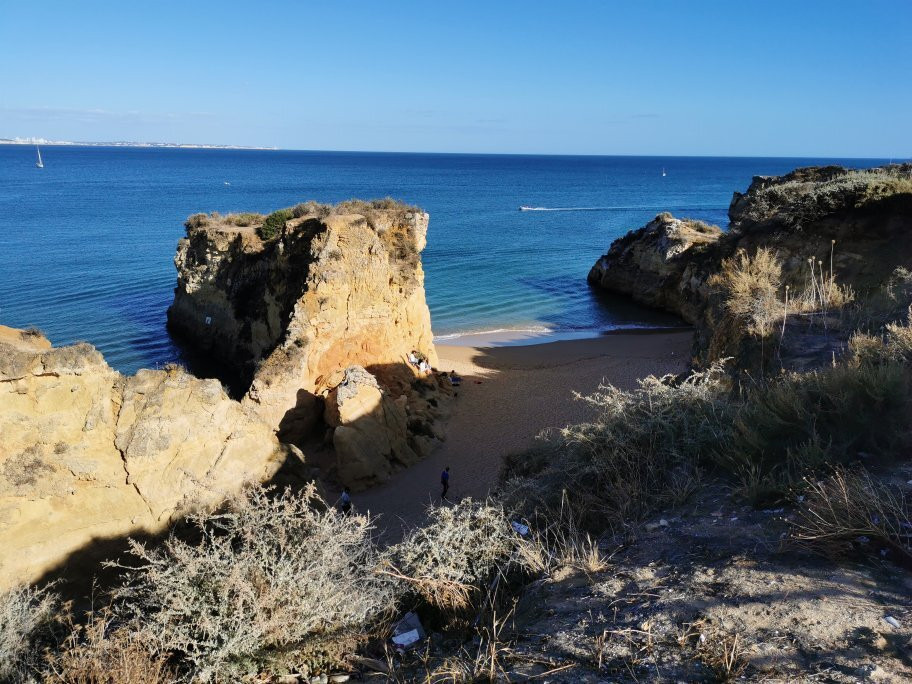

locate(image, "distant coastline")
[[0, 136, 277, 150]]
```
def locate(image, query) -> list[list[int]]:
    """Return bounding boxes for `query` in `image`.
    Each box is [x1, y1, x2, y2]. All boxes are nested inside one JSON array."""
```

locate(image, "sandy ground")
[[354, 330, 693, 539]]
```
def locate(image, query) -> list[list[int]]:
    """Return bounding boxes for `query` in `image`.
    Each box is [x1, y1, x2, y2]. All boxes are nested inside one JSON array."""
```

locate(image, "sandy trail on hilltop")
[[353, 330, 693, 540]]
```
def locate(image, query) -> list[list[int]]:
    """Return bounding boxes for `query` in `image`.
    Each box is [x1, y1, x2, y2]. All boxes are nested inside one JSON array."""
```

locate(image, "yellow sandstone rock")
[[0, 326, 289, 590]]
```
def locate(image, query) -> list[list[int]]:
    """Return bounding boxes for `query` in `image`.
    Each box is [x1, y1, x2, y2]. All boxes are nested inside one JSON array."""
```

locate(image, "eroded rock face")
[[167, 205, 444, 448], [0, 326, 289, 589]]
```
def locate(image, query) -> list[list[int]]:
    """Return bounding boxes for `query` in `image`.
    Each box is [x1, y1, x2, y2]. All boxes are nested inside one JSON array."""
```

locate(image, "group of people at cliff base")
[[337, 465, 452, 515], [406, 350, 462, 388]]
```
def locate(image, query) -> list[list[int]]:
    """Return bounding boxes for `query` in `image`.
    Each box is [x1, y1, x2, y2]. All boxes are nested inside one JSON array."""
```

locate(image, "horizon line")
[[1, 138, 908, 161]]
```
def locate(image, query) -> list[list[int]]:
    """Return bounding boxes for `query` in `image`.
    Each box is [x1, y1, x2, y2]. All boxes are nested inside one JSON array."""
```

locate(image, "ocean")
[[0, 147, 890, 375]]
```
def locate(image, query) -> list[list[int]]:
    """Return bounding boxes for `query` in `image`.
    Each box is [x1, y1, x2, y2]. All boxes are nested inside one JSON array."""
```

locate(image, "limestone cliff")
[[589, 165, 912, 366], [0, 326, 290, 589], [167, 201, 450, 488]]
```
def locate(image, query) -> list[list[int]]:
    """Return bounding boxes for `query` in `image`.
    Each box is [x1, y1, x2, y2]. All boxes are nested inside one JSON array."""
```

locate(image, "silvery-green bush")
[[110, 485, 398, 681]]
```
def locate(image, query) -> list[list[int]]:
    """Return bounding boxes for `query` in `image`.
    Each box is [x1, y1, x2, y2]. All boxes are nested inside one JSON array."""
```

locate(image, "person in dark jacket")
[[440, 467, 450, 501]]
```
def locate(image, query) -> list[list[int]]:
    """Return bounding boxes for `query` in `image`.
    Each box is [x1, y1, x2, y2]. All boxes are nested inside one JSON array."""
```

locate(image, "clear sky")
[[1, 0, 910, 157]]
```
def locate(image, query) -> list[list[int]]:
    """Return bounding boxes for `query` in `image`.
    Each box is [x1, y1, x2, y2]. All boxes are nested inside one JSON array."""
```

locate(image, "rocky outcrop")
[[0, 326, 291, 589], [587, 213, 722, 325], [589, 165, 912, 367], [167, 202, 451, 487]]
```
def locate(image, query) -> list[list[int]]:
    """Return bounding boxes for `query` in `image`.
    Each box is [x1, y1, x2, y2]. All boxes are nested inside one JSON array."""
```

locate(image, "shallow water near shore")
[[0, 147, 889, 374]]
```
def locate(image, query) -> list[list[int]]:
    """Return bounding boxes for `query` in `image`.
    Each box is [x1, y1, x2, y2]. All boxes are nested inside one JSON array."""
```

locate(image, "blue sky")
[[1, 1, 910, 157]]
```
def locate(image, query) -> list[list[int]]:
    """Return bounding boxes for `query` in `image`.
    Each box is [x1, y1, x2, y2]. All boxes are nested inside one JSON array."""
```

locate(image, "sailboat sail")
[[35, 146, 44, 169]]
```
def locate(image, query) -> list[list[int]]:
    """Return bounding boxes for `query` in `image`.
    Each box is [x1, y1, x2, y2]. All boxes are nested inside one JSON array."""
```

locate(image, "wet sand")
[[354, 330, 693, 539]]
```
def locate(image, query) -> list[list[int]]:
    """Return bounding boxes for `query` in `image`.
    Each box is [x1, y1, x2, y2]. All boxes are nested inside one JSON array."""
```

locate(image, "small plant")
[[225, 212, 262, 227], [292, 201, 332, 218], [256, 208, 293, 241], [0, 584, 60, 682], [184, 213, 209, 229]]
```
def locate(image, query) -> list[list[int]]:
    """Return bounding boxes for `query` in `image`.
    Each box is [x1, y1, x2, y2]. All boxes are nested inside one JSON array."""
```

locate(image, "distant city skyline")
[[1, 1, 910, 158]]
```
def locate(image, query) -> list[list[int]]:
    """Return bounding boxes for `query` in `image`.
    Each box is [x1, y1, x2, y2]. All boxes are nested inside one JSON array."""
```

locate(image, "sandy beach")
[[355, 329, 693, 539]]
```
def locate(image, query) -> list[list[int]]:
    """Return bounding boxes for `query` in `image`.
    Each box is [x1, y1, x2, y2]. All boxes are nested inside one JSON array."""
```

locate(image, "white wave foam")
[[434, 325, 554, 341]]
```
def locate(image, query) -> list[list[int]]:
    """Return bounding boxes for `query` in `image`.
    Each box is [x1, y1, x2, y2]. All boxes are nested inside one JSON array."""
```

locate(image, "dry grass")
[[108, 485, 398, 682], [0, 584, 60, 683], [516, 493, 612, 576], [43, 612, 175, 684], [790, 467, 912, 566], [850, 310, 912, 365], [427, 605, 516, 683], [709, 245, 853, 345], [710, 247, 783, 337], [185, 198, 421, 236]]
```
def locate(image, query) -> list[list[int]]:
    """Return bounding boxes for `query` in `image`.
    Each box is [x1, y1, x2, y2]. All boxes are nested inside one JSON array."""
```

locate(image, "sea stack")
[[167, 201, 451, 488]]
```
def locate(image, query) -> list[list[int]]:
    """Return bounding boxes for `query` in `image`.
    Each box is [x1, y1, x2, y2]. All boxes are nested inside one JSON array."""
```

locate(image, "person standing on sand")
[[339, 487, 352, 515], [440, 467, 450, 501]]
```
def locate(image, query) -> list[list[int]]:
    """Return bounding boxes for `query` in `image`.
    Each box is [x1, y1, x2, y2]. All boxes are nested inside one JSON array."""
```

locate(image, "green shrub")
[[256, 208, 293, 241]]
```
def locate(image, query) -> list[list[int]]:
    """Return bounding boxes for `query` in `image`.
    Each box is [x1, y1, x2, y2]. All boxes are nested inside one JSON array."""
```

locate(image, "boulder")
[[325, 366, 419, 490]]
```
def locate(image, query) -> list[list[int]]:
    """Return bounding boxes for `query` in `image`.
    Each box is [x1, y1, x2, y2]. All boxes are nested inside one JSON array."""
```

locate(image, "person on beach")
[[449, 370, 462, 387], [440, 466, 450, 500], [339, 487, 352, 515]]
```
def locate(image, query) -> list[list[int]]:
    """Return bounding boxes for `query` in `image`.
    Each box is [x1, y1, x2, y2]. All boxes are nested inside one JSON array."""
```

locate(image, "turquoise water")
[[0, 147, 889, 374]]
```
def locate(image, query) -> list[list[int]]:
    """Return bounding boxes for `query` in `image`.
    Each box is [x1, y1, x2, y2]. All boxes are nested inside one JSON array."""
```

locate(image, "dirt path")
[[352, 331, 693, 540]]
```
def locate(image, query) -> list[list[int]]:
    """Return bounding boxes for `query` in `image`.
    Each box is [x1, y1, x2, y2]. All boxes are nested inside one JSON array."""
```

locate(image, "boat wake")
[[519, 205, 659, 212], [518, 204, 723, 212]]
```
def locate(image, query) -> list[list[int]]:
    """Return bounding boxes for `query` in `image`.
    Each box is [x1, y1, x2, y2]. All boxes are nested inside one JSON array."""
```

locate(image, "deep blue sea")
[[0, 147, 890, 374]]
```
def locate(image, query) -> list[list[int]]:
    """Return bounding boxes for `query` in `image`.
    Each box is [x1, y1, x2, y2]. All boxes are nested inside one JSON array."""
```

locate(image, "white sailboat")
[[661, 167, 666, 177], [35, 146, 44, 169]]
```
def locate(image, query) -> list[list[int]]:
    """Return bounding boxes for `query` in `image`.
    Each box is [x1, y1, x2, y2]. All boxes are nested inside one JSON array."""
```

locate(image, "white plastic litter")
[[392, 629, 420, 646], [884, 616, 901, 629], [391, 611, 426, 649], [511, 521, 530, 536]]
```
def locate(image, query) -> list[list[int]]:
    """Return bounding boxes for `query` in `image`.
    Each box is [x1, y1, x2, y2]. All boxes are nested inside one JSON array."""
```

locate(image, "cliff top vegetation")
[[184, 197, 423, 241]]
